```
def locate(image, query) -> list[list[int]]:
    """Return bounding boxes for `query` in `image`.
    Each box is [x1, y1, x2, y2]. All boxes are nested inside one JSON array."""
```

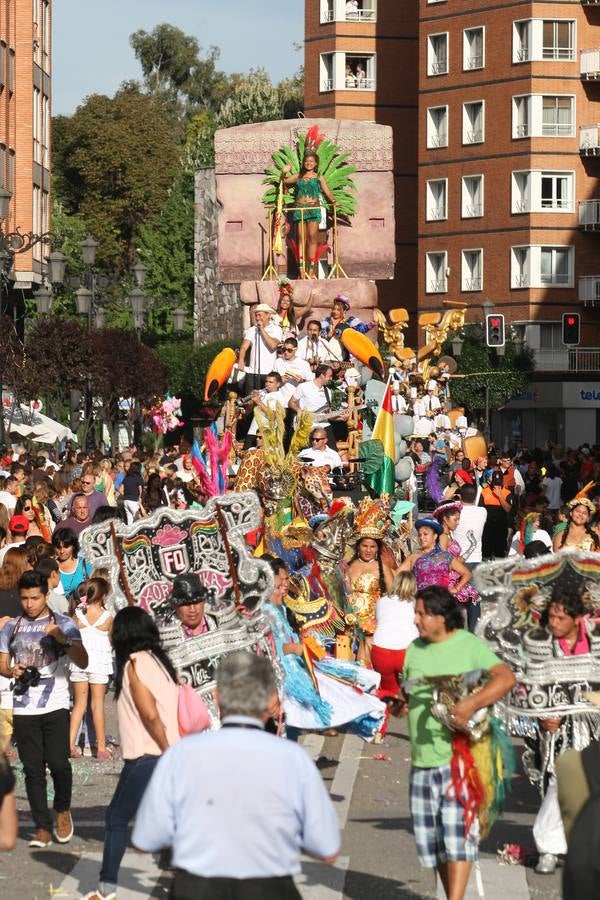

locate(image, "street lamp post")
[[0, 188, 65, 446]]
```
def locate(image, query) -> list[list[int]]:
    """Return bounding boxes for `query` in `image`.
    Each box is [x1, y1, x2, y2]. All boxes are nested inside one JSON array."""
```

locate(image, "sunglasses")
[[283, 347, 295, 353], [312, 437, 327, 442], [22, 505, 32, 511]]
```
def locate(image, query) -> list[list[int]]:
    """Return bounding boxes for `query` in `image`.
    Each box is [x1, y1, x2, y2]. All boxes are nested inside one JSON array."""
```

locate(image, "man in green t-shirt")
[[402, 586, 516, 900]]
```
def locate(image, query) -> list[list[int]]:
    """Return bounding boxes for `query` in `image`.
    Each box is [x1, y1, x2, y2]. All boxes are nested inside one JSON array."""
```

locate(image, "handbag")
[[177, 682, 211, 736]]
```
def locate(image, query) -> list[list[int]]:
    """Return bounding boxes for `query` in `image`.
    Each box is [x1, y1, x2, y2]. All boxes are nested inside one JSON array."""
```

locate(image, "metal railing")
[[579, 275, 600, 306], [581, 48, 600, 78], [428, 278, 447, 293], [428, 205, 447, 220], [429, 59, 448, 75], [465, 55, 483, 69], [428, 132, 447, 148], [513, 274, 530, 288], [322, 78, 334, 91], [579, 200, 600, 229], [534, 348, 600, 372], [464, 129, 483, 144], [580, 124, 600, 153], [544, 46, 575, 61], [463, 277, 482, 291], [464, 203, 483, 217], [515, 47, 530, 62], [515, 123, 530, 138], [541, 121, 574, 137]]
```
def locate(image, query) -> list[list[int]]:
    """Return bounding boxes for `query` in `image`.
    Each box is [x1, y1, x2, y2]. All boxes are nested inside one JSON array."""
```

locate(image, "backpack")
[[562, 742, 600, 899]]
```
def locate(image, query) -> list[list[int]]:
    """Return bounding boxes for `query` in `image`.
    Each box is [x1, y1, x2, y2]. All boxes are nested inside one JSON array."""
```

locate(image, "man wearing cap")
[[0, 515, 29, 564], [237, 305, 283, 395], [132, 651, 340, 900]]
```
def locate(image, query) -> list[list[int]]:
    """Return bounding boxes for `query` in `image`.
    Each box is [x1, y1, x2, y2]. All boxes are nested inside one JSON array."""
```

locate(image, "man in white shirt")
[[452, 483, 488, 631], [275, 338, 313, 404], [0, 475, 19, 512], [289, 364, 349, 449], [298, 320, 336, 366], [245, 372, 288, 448], [390, 384, 408, 414], [237, 304, 283, 391], [298, 428, 343, 470]]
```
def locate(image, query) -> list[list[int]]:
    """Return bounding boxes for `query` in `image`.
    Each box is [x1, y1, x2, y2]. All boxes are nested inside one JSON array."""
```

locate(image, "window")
[[8, 150, 14, 192], [541, 172, 572, 210], [512, 171, 531, 213], [542, 20, 574, 60], [512, 170, 574, 212], [462, 250, 483, 292], [541, 247, 572, 286], [426, 105, 448, 148], [463, 27, 484, 70], [426, 252, 448, 293], [513, 21, 531, 62], [42, 0, 50, 60], [33, 87, 41, 164], [427, 33, 448, 76], [462, 175, 484, 217], [463, 101, 484, 144], [426, 179, 447, 221], [514, 19, 575, 63], [33, 0, 40, 64], [8, 49, 14, 93], [540, 323, 563, 351], [320, 53, 334, 91], [321, 0, 334, 22], [42, 94, 49, 168], [542, 96, 574, 136], [0, 42, 5, 87], [513, 95, 574, 138], [345, 54, 376, 89], [511, 247, 531, 288], [511, 245, 573, 288], [0, 144, 5, 188], [513, 95, 531, 138], [345, 1, 376, 21]]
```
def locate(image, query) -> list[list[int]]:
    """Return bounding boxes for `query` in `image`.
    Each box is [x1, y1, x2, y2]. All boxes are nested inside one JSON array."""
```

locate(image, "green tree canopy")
[[52, 85, 181, 270]]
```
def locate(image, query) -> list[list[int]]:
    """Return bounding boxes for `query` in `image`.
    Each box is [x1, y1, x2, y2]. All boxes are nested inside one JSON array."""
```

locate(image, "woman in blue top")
[[51, 528, 90, 598]]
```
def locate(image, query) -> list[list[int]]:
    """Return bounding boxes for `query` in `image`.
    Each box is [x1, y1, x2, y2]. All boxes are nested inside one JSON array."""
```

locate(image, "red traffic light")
[[567, 316, 576, 326], [490, 317, 501, 327], [562, 312, 580, 346]]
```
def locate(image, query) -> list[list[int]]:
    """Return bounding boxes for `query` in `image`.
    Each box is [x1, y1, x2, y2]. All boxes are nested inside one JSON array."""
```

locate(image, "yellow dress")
[[347, 572, 381, 635]]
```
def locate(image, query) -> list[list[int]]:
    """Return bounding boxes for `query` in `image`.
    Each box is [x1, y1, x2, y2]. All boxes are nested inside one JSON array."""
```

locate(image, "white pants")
[[533, 776, 567, 855], [123, 499, 140, 525]]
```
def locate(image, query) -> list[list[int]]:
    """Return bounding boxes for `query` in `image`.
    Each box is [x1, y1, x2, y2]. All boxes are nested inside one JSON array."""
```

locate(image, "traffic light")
[[562, 312, 580, 346], [485, 313, 505, 347]]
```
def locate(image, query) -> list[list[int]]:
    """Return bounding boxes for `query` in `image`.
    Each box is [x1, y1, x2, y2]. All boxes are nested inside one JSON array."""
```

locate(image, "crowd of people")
[[0, 383, 599, 897]]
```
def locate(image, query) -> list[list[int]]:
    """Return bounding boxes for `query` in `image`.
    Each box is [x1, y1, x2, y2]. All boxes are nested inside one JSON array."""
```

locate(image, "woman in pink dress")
[[434, 501, 480, 607]]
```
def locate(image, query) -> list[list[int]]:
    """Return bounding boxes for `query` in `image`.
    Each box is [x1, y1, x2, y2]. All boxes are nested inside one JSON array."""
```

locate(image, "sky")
[[52, 0, 304, 116]]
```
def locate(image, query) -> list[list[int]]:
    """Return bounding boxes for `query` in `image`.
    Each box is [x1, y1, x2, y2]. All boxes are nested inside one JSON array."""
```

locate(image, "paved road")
[[1, 716, 562, 899]]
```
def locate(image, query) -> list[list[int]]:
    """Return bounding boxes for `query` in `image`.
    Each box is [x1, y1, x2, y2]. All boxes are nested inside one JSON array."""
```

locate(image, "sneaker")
[[535, 852, 557, 874], [54, 810, 74, 844], [29, 828, 52, 849]]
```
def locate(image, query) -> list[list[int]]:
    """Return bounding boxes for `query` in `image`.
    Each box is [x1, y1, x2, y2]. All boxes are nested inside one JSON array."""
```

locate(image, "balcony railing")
[[428, 133, 447, 148], [428, 278, 448, 293], [464, 130, 483, 144], [321, 8, 376, 22], [579, 275, 600, 307], [464, 203, 483, 217], [428, 206, 447, 221], [581, 48, 600, 78], [580, 124, 600, 154], [513, 274, 530, 288], [463, 277, 482, 291], [322, 78, 334, 92], [465, 55, 483, 70], [534, 348, 600, 372], [429, 59, 448, 76], [582, 0, 600, 6], [579, 200, 600, 230]]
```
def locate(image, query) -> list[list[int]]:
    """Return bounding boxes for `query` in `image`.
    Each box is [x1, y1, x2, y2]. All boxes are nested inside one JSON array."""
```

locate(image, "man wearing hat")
[[165, 573, 217, 639], [237, 304, 283, 396], [0, 515, 29, 564]]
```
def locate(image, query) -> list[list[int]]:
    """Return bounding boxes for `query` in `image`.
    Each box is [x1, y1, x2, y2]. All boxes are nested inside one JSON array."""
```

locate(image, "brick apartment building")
[[0, 0, 51, 300], [305, 1, 600, 446]]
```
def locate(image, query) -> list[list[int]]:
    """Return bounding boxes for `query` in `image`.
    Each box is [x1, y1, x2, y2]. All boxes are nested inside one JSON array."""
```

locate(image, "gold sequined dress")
[[347, 572, 381, 635]]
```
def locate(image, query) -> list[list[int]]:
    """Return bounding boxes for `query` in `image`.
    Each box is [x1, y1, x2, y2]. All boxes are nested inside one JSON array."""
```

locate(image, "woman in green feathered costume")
[[281, 125, 336, 279]]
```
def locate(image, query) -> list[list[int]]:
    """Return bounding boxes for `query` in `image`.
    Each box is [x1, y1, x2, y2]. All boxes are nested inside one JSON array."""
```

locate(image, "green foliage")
[[52, 85, 181, 270], [156, 338, 238, 397], [130, 24, 233, 118], [444, 327, 535, 416], [184, 110, 218, 170], [137, 169, 195, 336], [278, 66, 304, 119], [262, 133, 358, 218], [216, 69, 282, 130]]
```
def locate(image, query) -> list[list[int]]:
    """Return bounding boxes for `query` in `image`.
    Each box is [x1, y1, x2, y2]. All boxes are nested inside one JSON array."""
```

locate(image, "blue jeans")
[[100, 754, 159, 892]]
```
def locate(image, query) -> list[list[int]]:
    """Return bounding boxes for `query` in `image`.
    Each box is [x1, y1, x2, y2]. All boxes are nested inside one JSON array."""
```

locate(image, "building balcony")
[[580, 124, 600, 154], [534, 348, 600, 372], [579, 276, 600, 307], [320, 1, 376, 23], [582, 0, 600, 6], [581, 48, 600, 79], [579, 200, 600, 230]]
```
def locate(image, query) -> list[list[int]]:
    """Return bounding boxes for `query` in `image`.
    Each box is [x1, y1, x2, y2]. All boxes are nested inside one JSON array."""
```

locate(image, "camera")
[[16, 666, 41, 690]]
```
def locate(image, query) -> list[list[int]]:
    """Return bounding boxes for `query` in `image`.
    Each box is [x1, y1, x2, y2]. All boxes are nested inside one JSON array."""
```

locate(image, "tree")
[[90, 330, 166, 447], [216, 69, 282, 130], [136, 169, 195, 335], [278, 66, 304, 119], [156, 338, 237, 397], [130, 24, 232, 117], [445, 326, 535, 419], [52, 85, 181, 270]]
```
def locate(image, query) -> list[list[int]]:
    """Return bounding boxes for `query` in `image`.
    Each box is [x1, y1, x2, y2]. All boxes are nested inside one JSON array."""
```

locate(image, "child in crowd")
[[69, 577, 113, 761]]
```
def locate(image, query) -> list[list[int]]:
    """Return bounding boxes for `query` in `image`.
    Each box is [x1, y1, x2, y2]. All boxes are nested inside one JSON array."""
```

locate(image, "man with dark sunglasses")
[[275, 338, 314, 405]]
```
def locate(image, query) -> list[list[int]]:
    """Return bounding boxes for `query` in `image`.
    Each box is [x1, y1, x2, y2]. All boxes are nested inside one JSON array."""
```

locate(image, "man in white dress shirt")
[[132, 651, 339, 900], [275, 338, 314, 404], [297, 320, 336, 366], [289, 365, 349, 447], [237, 304, 283, 393], [244, 372, 288, 449], [297, 428, 343, 470]]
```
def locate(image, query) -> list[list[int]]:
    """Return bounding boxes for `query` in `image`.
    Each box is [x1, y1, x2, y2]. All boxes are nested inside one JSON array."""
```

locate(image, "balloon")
[[395, 415, 414, 438], [340, 328, 384, 378], [395, 457, 414, 483], [204, 348, 237, 401]]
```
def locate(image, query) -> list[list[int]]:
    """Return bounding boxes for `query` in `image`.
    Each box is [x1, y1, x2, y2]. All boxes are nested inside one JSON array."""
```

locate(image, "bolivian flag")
[[366, 381, 396, 497]]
